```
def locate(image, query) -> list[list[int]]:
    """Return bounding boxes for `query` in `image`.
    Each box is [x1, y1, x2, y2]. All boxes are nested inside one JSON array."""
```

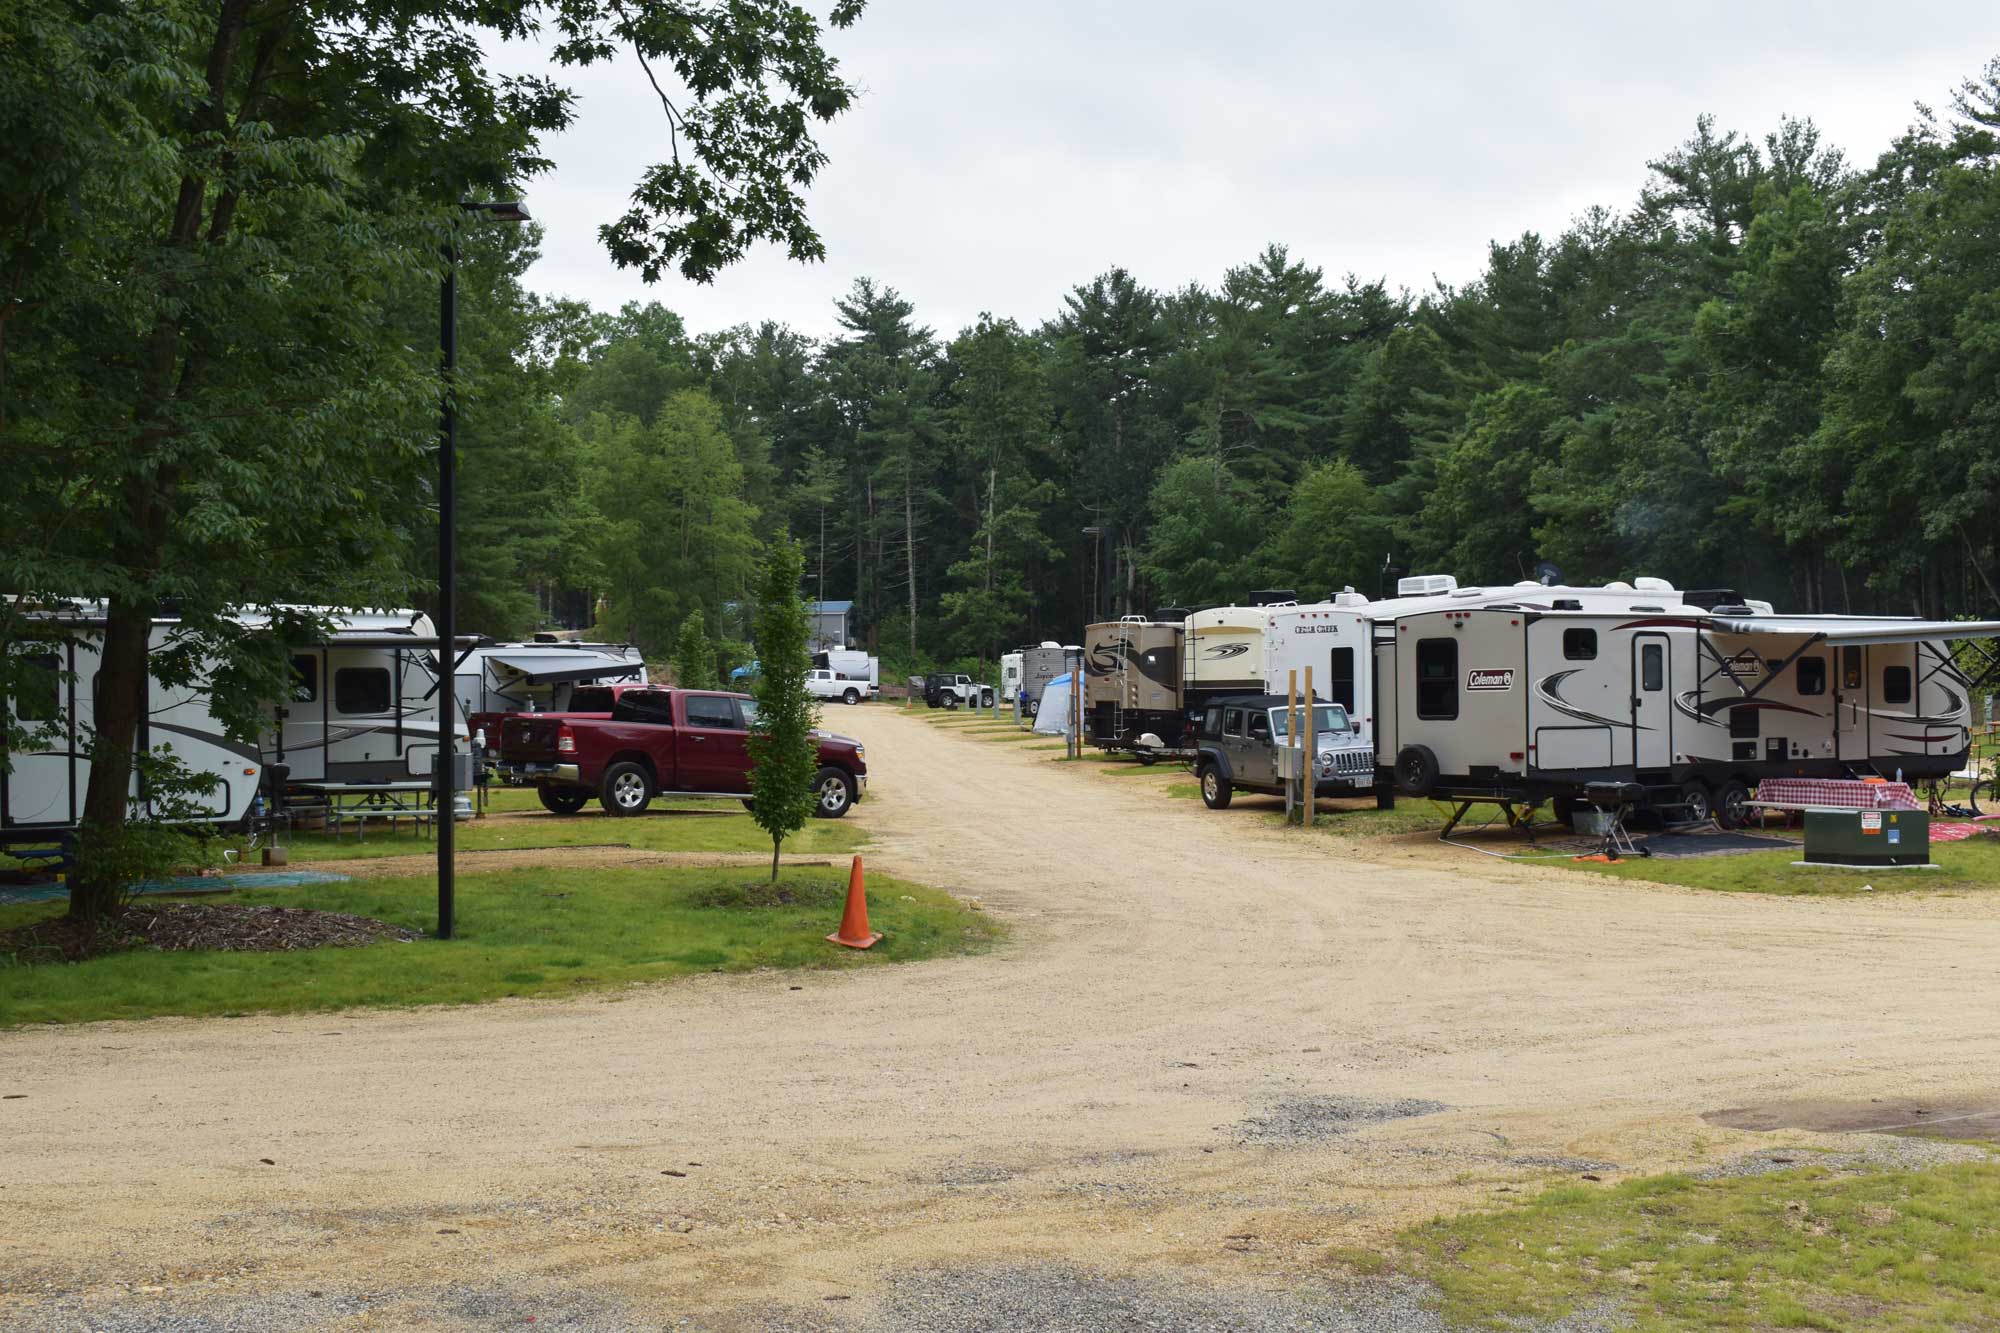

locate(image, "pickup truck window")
[[568, 686, 615, 711], [684, 695, 741, 730], [613, 692, 675, 725]]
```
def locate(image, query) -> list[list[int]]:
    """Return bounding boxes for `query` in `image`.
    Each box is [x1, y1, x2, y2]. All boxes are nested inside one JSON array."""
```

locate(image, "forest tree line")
[[460, 60, 2000, 679]]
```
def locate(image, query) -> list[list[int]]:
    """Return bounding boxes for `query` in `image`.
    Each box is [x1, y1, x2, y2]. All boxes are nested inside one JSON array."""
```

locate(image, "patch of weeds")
[[689, 875, 845, 910]]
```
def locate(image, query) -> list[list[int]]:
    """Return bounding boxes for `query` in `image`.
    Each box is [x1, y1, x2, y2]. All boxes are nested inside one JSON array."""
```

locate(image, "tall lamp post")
[[438, 198, 530, 941], [1082, 526, 1108, 622]]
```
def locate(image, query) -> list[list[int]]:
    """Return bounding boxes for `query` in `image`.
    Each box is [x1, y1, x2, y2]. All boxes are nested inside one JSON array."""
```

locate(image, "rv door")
[[4, 645, 75, 829], [1631, 633, 1672, 772]]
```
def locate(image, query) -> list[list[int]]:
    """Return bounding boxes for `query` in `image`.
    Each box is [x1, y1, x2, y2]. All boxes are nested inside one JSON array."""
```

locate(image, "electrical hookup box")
[[1802, 808, 1931, 867]]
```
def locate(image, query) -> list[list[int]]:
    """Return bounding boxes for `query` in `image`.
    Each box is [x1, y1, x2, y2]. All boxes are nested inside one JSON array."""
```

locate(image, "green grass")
[[1565, 835, 2000, 897], [275, 803, 867, 863], [1372, 1163, 2000, 1331], [0, 866, 998, 1025]]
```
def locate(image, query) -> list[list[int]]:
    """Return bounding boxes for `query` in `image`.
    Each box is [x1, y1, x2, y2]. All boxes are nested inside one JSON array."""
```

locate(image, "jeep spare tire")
[[1394, 745, 1440, 797]]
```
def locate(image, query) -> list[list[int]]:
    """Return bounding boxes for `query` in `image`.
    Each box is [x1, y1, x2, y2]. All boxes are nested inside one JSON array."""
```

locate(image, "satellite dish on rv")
[[1534, 560, 1564, 587]]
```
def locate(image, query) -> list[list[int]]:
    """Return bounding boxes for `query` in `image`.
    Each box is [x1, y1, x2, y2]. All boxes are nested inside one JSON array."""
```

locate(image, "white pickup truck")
[[806, 668, 873, 705]]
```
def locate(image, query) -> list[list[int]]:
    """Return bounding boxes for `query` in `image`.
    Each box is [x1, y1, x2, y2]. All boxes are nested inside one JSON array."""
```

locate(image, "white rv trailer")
[[1000, 651, 1025, 704], [3, 610, 265, 843], [453, 640, 645, 724], [1184, 601, 1298, 708], [811, 648, 880, 693], [4, 604, 462, 843], [1372, 587, 2000, 825]]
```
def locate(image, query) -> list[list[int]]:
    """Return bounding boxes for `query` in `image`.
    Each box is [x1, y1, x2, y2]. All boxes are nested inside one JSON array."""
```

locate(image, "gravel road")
[[5, 705, 2000, 1329]]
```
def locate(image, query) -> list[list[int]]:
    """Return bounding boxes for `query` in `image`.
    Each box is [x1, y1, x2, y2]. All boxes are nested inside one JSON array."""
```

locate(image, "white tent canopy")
[[1031, 672, 1075, 735]]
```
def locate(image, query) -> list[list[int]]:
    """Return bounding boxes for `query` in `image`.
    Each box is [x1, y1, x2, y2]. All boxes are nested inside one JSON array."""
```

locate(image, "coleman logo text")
[[1466, 668, 1515, 691]]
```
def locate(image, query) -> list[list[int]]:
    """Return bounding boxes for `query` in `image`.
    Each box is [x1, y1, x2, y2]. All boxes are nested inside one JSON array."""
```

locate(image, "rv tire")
[[1713, 778, 1752, 830], [842, 688, 860, 706], [1026, 698, 1039, 718], [1678, 780, 1714, 825], [1199, 763, 1232, 810], [538, 787, 590, 816], [600, 762, 654, 817], [1394, 745, 1440, 797]]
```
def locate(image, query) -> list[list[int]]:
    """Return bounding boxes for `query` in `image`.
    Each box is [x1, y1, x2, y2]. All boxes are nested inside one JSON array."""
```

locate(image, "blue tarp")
[[1031, 672, 1074, 735], [0, 868, 351, 906]]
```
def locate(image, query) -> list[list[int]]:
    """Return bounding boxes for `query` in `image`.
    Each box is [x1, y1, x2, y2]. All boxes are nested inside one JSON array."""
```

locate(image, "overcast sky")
[[492, 1, 2000, 341]]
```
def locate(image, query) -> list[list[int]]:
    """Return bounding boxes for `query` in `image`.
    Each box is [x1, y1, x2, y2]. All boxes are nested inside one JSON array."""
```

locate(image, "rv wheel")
[[1198, 763, 1233, 809], [1678, 780, 1714, 825], [842, 688, 860, 705], [1025, 698, 1039, 718], [1394, 745, 1440, 797], [1137, 751, 1158, 767], [1713, 779, 1752, 830]]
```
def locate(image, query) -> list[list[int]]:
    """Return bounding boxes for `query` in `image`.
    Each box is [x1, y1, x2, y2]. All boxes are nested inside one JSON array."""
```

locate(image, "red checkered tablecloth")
[[1755, 778, 1920, 810]]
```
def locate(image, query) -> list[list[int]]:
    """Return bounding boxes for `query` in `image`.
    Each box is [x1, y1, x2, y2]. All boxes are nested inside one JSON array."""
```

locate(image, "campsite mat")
[[0, 869, 351, 906], [1636, 831, 1797, 858]]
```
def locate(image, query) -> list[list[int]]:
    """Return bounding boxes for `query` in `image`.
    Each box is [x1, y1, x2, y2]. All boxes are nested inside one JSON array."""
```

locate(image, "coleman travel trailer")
[[1369, 579, 2000, 826], [3, 604, 463, 845], [1082, 616, 1186, 756]]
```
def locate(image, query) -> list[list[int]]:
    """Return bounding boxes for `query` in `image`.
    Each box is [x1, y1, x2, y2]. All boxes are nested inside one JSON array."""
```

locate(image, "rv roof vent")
[[1397, 574, 1458, 597], [1708, 604, 1753, 615], [1630, 605, 1666, 613], [1039, 640, 1061, 648], [1332, 588, 1370, 606], [1249, 588, 1298, 606], [1450, 587, 1486, 599], [1683, 588, 1744, 611], [1552, 598, 1584, 611], [1604, 580, 1633, 592], [1513, 580, 1542, 589], [1633, 577, 1677, 593], [1120, 615, 1147, 623]]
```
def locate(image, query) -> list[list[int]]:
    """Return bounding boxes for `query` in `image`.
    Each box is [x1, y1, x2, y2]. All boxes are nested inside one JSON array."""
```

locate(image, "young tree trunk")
[[771, 835, 781, 883], [904, 466, 918, 666]]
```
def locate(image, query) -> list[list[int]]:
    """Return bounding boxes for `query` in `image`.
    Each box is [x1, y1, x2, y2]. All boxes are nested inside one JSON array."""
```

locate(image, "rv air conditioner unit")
[[1397, 574, 1458, 597], [1156, 606, 1191, 621], [1332, 587, 1369, 606]]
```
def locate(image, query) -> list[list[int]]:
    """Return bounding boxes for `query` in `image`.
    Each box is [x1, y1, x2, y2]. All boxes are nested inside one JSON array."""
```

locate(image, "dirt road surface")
[[6, 707, 2000, 1329]]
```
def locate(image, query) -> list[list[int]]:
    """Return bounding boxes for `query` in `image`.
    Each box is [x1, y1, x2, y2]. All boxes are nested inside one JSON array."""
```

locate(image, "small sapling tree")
[[673, 609, 718, 689], [747, 538, 821, 880]]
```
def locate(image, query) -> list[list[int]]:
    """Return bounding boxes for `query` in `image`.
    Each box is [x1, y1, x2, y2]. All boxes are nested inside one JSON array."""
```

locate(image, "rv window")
[[1641, 643, 1664, 692], [1796, 656, 1827, 696], [1415, 638, 1458, 720], [1222, 707, 1244, 737], [1563, 628, 1597, 661], [1327, 647, 1356, 712], [1883, 665, 1912, 705], [12, 652, 61, 722], [289, 654, 318, 703], [333, 667, 391, 715], [1842, 646, 1862, 691], [1247, 712, 1271, 740], [1729, 705, 1759, 739], [684, 695, 741, 730]]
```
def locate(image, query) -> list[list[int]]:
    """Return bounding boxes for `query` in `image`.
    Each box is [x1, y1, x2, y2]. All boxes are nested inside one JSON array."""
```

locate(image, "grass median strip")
[[1564, 836, 2000, 896], [1351, 1161, 2000, 1331], [0, 865, 997, 1025], [279, 805, 866, 863]]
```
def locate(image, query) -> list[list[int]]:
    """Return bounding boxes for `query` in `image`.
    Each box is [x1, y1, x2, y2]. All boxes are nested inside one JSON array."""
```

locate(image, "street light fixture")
[[437, 198, 530, 942]]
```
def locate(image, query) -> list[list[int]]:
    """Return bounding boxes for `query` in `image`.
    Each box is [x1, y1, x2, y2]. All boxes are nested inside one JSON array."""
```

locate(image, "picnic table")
[[291, 780, 441, 842], [1749, 778, 1920, 813]]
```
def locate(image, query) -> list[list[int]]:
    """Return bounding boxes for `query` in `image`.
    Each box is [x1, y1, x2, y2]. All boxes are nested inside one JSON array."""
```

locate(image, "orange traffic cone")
[[827, 855, 882, 949]]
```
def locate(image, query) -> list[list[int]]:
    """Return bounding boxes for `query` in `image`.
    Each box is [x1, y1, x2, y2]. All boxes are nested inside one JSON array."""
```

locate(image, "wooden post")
[[1286, 669, 1299, 824], [1304, 664, 1315, 828]]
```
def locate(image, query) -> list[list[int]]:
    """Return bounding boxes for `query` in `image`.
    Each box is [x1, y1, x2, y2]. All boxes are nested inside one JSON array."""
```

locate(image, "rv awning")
[[483, 650, 644, 686], [1709, 617, 2000, 646]]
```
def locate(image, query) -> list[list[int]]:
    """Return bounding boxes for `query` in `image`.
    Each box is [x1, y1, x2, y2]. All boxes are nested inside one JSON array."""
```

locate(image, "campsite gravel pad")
[[1233, 1095, 1450, 1146], [0, 868, 351, 906]]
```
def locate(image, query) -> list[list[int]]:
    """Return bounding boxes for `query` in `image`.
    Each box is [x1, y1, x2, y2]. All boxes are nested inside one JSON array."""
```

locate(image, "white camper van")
[[1000, 651, 1025, 705], [1371, 580, 2000, 825]]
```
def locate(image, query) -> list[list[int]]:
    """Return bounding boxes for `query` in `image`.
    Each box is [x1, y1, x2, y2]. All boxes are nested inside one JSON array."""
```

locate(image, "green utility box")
[[1802, 808, 1931, 866]]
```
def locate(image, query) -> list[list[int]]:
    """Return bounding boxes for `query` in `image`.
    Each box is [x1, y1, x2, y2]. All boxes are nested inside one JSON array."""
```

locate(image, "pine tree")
[[747, 538, 821, 880]]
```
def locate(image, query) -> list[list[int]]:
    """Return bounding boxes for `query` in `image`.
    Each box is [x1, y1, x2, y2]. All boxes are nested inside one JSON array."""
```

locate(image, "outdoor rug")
[[0, 869, 352, 906]]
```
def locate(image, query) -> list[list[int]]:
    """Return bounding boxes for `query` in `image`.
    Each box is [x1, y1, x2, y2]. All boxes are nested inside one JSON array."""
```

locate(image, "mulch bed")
[[0, 903, 420, 964]]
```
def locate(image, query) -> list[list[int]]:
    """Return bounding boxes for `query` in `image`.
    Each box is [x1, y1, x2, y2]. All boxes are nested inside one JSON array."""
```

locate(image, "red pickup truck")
[[500, 687, 867, 818], [474, 681, 656, 782]]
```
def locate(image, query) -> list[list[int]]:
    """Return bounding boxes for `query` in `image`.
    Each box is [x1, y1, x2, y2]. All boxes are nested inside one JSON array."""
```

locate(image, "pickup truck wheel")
[[537, 787, 589, 816], [811, 767, 855, 819], [842, 688, 860, 706], [600, 762, 654, 816], [1199, 763, 1233, 810]]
